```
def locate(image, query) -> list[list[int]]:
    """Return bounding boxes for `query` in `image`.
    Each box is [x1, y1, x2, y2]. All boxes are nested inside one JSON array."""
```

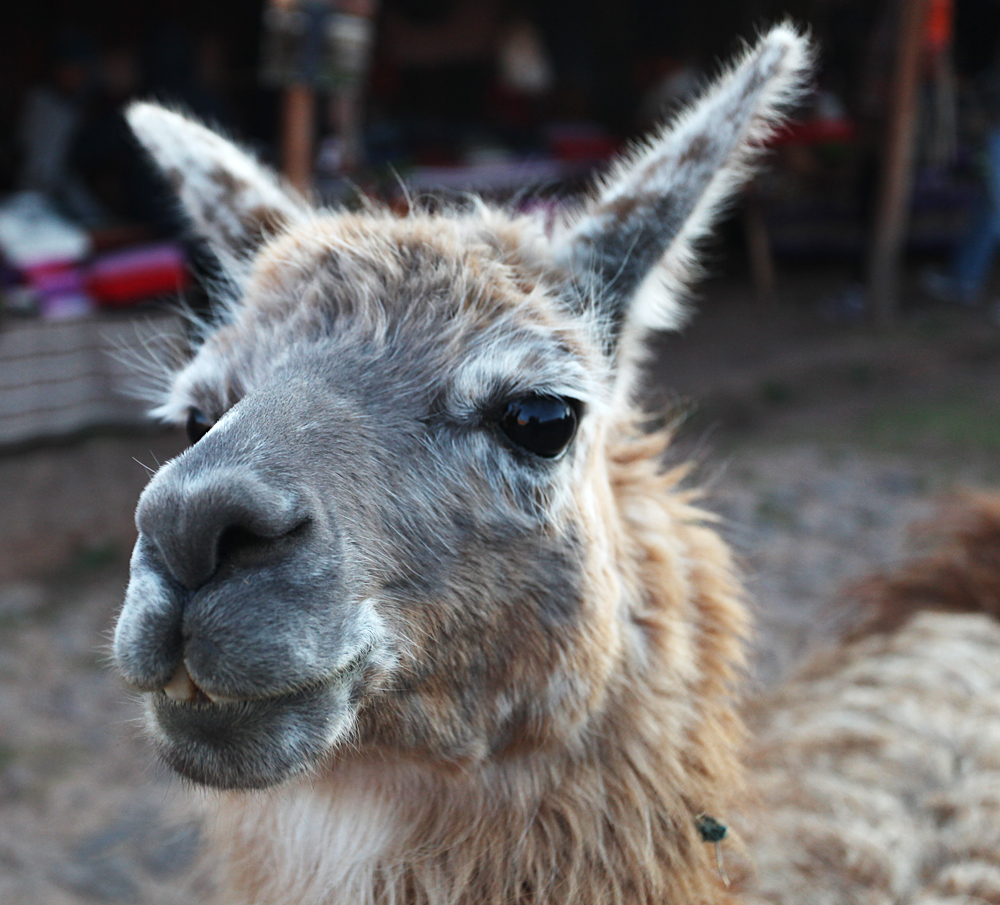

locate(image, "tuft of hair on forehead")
[[146, 205, 607, 426]]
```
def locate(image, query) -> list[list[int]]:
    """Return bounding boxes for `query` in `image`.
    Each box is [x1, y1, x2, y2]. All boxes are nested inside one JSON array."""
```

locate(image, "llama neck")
[[212, 721, 738, 905], [213, 613, 744, 904]]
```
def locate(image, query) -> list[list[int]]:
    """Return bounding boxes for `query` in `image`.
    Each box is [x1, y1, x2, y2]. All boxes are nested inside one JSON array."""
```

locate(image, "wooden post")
[[269, 0, 316, 194], [282, 82, 315, 194], [868, 0, 928, 328]]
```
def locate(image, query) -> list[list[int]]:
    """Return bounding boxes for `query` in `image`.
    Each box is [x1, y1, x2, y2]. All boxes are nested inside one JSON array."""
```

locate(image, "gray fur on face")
[[116, 280, 596, 787]]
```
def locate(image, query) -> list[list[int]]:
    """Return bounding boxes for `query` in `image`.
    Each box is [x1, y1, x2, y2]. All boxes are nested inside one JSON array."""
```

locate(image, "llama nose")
[[136, 466, 310, 589]]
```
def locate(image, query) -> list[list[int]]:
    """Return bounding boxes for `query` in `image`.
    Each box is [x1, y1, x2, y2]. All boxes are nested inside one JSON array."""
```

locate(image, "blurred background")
[[4, 1, 1000, 902]]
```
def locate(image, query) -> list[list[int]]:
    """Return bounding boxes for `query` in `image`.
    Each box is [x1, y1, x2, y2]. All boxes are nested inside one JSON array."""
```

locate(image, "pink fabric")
[[86, 242, 188, 306]]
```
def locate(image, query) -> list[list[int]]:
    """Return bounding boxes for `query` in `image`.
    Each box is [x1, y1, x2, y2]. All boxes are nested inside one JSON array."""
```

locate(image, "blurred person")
[[16, 34, 107, 227], [924, 125, 1000, 306], [924, 0, 1000, 307]]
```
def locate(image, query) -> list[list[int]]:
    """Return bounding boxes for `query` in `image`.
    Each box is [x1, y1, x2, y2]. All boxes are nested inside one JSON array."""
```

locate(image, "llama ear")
[[553, 24, 812, 350], [126, 102, 309, 277]]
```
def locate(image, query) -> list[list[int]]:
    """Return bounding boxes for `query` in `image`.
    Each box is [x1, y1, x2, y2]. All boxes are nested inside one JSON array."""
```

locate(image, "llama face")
[[114, 26, 810, 790], [116, 212, 624, 789]]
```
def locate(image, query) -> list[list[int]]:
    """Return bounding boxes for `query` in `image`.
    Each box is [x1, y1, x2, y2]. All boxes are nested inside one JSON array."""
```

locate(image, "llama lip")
[[158, 639, 378, 707], [149, 678, 356, 789], [147, 648, 380, 787]]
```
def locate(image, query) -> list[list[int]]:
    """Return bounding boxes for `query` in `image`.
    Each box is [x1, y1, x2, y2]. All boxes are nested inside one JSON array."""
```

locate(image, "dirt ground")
[[3, 270, 1000, 903]]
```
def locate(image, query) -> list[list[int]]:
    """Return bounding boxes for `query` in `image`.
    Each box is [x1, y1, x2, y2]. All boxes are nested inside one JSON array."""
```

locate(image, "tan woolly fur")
[[734, 500, 1000, 904]]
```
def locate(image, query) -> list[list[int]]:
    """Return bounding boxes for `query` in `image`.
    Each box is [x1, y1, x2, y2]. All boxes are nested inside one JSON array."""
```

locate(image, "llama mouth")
[[145, 644, 382, 789], [162, 662, 239, 705], [149, 674, 358, 789], [158, 640, 378, 708]]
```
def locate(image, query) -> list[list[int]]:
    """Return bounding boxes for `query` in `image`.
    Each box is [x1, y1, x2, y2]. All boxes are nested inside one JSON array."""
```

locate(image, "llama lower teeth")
[[163, 663, 220, 704], [163, 663, 197, 702]]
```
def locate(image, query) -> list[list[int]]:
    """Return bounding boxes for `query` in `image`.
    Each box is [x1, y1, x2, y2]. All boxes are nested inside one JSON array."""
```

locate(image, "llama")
[[735, 496, 1000, 904], [111, 23, 1000, 904]]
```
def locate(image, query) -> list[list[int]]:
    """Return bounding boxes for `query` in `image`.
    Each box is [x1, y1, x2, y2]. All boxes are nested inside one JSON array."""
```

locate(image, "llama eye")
[[185, 408, 213, 445], [499, 396, 578, 458]]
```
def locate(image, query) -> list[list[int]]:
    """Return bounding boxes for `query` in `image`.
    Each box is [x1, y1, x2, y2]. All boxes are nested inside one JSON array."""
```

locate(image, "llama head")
[[114, 26, 811, 791]]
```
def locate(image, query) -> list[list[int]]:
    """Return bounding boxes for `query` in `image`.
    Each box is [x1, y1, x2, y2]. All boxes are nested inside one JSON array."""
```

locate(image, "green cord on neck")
[[695, 814, 730, 887], [695, 814, 727, 844]]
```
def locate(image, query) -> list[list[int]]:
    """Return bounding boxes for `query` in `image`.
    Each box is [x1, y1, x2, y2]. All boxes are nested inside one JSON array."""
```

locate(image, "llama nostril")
[[136, 466, 311, 590], [214, 521, 308, 572]]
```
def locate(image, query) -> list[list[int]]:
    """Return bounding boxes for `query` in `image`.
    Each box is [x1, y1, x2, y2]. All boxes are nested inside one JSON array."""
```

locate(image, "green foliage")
[[858, 395, 1000, 452]]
